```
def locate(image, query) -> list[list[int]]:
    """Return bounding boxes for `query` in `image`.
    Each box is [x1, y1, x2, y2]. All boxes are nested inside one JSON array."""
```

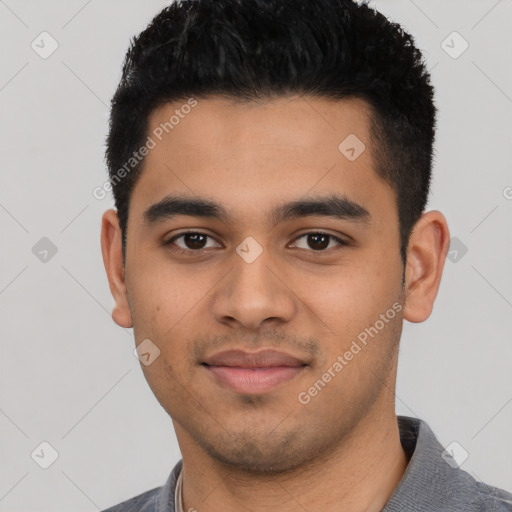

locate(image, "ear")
[[402, 210, 451, 323], [100, 209, 133, 328]]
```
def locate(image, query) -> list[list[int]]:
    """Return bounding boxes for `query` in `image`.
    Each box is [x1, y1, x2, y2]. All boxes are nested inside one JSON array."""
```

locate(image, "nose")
[[211, 246, 296, 331]]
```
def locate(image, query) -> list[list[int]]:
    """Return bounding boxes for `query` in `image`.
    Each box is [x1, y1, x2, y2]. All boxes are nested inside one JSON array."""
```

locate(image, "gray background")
[[1, 0, 511, 510]]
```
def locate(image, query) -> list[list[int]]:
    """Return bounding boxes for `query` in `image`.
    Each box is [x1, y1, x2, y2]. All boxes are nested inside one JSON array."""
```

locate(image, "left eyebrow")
[[143, 193, 372, 227]]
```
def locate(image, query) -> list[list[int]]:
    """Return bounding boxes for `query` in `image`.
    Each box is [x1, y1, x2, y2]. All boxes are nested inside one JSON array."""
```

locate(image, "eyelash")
[[163, 231, 348, 257]]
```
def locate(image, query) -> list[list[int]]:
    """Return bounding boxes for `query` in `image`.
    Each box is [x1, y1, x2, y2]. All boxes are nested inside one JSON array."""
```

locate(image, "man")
[[100, 0, 512, 510]]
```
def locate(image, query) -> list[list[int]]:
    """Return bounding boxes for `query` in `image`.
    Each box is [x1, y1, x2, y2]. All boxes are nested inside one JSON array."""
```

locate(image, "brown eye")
[[306, 233, 330, 250], [292, 232, 347, 252], [164, 232, 220, 254], [180, 233, 208, 250]]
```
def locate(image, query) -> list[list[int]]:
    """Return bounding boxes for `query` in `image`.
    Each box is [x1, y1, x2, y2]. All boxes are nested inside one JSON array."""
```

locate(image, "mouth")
[[201, 349, 308, 395]]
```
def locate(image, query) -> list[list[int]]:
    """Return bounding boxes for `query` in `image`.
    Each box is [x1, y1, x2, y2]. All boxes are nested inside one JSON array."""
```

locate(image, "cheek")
[[295, 258, 401, 353], [129, 270, 200, 406], [299, 267, 384, 330], [127, 264, 198, 342]]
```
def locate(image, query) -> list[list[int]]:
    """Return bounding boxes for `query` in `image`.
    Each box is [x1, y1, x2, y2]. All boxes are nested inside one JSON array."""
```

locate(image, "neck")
[[174, 406, 409, 512]]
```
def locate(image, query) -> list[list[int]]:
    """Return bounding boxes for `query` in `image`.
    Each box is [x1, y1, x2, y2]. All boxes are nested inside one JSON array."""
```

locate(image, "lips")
[[202, 349, 306, 368], [202, 349, 308, 394]]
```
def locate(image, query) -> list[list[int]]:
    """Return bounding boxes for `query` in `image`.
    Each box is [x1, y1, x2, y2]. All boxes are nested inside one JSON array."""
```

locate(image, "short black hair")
[[106, 0, 436, 277]]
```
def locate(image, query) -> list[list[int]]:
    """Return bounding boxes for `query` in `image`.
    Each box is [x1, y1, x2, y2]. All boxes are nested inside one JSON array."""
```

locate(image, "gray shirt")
[[102, 416, 512, 511]]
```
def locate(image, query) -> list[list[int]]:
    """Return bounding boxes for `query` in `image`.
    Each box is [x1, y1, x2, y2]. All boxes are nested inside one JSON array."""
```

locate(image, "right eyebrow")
[[144, 196, 229, 224]]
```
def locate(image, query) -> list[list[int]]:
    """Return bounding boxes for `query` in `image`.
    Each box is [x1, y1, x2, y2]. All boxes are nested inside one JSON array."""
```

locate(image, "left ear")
[[402, 210, 451, 323]]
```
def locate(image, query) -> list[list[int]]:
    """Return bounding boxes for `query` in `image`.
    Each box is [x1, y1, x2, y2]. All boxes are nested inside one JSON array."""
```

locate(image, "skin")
[[101, 95, 450, 512]]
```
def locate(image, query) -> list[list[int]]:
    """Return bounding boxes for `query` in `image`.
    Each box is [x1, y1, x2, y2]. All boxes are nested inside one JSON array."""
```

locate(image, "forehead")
[[130, 95, 396, 229], [147, 94, 374, 157]]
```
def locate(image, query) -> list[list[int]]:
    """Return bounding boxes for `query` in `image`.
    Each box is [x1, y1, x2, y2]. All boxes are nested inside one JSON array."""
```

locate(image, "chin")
[[195, 429, 320, 475]]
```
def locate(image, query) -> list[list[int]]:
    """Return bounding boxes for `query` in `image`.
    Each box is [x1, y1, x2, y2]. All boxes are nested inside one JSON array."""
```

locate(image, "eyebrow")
[[143, 194, 372, 227]]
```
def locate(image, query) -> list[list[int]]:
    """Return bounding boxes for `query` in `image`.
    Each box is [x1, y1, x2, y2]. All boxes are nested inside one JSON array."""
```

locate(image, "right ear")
[[100, 209, 133, 328]]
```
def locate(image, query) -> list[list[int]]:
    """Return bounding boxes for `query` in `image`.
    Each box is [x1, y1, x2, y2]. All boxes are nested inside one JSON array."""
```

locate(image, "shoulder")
[[101, 486, 162, 512], [101, 459, 182, 512], [474, 481, 512, 511], [391, 417, 512, 511]]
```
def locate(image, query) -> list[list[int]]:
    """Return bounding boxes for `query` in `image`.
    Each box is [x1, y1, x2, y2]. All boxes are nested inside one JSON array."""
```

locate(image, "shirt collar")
[[382, 416, 483, 511]]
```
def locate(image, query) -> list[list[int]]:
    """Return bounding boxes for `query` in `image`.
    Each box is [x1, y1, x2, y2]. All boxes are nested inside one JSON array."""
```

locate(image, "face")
[[103, 95, 434, 474]]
